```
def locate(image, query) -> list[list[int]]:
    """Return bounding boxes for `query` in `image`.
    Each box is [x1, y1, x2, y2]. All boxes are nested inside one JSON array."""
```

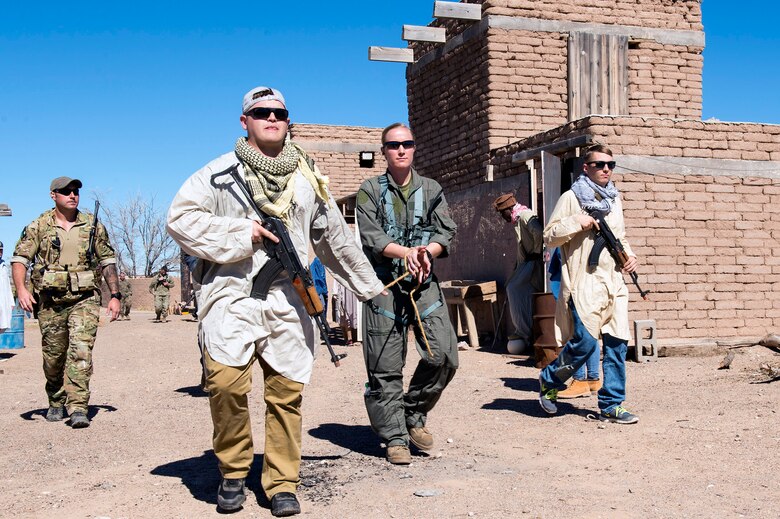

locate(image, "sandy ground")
[[1, 311, 779, 519]]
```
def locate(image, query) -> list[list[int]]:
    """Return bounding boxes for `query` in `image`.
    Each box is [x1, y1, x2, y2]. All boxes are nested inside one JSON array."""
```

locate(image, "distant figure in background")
[[493, 193, 544, 353], [118, 272, 133, 320], [0, 242, 15, 331], [310, 257, 328, 319], [332, 279, 358, 345], [149, 265, 174, 322]]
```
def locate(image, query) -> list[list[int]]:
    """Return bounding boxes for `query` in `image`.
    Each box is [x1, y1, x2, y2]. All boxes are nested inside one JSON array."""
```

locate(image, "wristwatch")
[[110, 292, 123, 301]]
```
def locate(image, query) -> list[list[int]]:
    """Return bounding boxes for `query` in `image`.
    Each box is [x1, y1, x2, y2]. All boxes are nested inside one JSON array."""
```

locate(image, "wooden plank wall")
[[568, 32, 628, 120]]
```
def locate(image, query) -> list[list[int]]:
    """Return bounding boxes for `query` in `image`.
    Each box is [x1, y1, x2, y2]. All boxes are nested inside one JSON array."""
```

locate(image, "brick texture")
[[289, 123, 387, 199], [408, 1, 705, 192]]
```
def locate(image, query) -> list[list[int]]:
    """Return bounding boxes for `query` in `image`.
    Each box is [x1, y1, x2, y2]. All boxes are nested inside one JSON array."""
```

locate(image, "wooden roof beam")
[[433, 1, 481, 22], [368, 46, 414, 63], [402, 25, 446, 43]]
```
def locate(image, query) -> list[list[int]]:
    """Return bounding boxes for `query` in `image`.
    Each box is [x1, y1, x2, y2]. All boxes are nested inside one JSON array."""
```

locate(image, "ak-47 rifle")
[[86, 201, 100, 266], [587, 210, 650, 300], [213, 164, 346, 367]]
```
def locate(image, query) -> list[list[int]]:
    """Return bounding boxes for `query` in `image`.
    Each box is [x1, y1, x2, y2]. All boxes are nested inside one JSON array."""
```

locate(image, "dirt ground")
[[1, 311, 779, 519]]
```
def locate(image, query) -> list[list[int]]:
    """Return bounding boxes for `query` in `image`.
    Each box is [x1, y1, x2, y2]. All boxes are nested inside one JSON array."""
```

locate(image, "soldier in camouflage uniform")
[[149, 266, 174, 322], [356, 123, 459, 465], [118, 272, 133, 320], [11, 177, 121, 428]]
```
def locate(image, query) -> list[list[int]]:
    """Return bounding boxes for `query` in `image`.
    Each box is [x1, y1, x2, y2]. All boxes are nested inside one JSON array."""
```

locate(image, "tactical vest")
[[378, 175, 433, 279], [29, 214, 100, 296], [369, 176, 443, 325]]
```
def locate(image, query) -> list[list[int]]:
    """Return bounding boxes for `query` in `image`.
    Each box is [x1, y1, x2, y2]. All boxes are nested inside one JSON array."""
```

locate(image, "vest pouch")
[[70, 270, 97, 292], [39, 270, 70, 291]]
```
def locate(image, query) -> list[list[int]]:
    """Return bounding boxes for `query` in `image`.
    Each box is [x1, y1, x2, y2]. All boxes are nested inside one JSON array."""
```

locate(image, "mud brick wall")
[[481, 0, 702, 30], [101, 277, 168, 311], [485, 29, 569, 148], [290, 124, 387, 199], [627, 41, 702, 119], [407, 34, 492, 192], [407, 0, 704, 191]]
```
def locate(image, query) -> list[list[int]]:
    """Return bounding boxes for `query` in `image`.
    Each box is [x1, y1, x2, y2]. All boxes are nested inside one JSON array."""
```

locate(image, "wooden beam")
[[511, 135, 593, 163], [402, 25, 446, 43], [0, 204, 11, 216], [368, 46, 414, 63], [433, 1, 481, 22]]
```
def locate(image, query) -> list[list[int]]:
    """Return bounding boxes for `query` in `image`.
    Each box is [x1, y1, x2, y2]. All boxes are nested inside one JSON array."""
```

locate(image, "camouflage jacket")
[[149, 274, 174, 295], [11, 208, 116, 303]]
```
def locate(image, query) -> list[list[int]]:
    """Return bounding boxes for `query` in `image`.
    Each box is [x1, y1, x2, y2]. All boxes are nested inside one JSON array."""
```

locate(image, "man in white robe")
[[167, 86, 384, 515]]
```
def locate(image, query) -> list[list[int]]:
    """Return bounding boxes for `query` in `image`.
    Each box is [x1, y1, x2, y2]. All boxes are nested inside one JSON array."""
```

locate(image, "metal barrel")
[[0, 300, 25, 349]]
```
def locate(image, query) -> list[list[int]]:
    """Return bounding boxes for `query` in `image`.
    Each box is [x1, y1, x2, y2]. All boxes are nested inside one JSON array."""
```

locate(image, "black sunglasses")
[[55, 188, 80, 196], [383, 140, 415, 151], [586, 161, 616, 170], [246, 107, 289, 120]]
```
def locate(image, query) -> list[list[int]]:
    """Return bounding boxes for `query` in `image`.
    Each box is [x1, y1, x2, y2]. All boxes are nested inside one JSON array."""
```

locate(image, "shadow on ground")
[[175, 385, 208, 397], [152, 451, 281, 513], [307, 423, 383, 458], [20, 404, 117, 421]]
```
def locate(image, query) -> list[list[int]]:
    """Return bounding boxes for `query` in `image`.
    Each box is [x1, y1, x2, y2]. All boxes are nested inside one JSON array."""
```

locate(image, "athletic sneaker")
[[599, 406, 639, 424], [217, 478, 246, 511], [538, 376, 558, 414]]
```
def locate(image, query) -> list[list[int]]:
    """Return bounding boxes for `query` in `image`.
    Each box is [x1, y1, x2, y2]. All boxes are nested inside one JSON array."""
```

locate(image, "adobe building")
[[398, 0, 780, 347]]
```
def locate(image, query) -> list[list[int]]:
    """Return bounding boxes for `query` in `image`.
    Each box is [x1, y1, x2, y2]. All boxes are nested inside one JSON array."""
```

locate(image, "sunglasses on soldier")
[[54, 188, 80, 196], [383, 140, 415, 151], [246, 107, 289, 120]]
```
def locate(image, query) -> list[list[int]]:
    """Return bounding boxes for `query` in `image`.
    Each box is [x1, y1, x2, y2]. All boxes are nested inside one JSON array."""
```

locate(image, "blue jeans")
[[540, 300, 627, 412], [573, 342, 600, 381]]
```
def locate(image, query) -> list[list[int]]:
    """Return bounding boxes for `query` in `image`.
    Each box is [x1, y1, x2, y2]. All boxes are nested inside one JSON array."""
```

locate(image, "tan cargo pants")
[[203, 349, 304, 498]]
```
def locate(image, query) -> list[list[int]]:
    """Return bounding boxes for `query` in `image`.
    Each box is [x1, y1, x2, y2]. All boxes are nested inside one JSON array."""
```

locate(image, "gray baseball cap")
[[242, 86, 286, 113], [50, 176, 83, 191]]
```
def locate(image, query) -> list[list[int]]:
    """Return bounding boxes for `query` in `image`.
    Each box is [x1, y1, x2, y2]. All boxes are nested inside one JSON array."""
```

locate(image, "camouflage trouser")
[[38, 294, 100, 414], [154, 293, 170, 320], [120, 299, 132, 318]]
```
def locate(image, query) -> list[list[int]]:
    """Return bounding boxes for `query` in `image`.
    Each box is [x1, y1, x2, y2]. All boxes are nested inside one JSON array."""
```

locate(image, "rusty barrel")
[[532, 292, 560, 369]]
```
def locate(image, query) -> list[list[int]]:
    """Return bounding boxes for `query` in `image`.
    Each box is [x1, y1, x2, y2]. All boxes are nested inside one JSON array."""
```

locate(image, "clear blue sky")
[[1, 0, 778, 254]]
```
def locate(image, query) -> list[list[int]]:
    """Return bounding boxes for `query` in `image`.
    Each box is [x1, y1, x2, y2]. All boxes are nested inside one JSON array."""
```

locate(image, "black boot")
[[271, 492, 301, 517], [217, 478, 246, 511]]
